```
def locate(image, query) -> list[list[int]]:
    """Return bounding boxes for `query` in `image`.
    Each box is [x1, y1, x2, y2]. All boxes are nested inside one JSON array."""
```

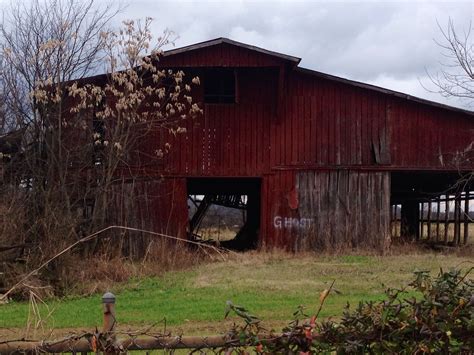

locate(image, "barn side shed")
[[102, 38, 474, 251]]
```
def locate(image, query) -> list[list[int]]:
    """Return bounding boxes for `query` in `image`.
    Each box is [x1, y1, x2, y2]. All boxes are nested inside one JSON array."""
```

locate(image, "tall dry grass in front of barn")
[[1, 232, 209, 300], [58, 239, 207, 296], [3, 219, 473, 301]]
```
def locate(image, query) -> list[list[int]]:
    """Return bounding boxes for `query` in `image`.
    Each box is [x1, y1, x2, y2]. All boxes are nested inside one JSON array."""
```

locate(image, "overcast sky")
[[112, 0, 473, 109], [0, 0, 471, 108]]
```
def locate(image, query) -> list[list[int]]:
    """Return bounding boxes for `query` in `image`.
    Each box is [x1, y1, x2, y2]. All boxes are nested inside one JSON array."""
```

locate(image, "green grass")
[[0, 251, 471, 336]]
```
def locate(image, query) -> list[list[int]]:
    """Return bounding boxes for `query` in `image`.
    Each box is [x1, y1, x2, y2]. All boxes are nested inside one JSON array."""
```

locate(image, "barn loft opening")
[[203, 68, 236, 104], [390, 171, 473, 246], [187, 178, 261, 250]]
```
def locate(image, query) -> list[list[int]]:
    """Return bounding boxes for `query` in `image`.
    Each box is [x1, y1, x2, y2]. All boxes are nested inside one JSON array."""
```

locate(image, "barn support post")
[[454, 195, 461, 246], [427, 200, 432, 241], [400, 200, 420, 241], [390, 205, 397, 237], [420, 202, 424, 239], [394, 205, 399, 237], [436, 196, 441, 242], [444, 195, 450, 244]]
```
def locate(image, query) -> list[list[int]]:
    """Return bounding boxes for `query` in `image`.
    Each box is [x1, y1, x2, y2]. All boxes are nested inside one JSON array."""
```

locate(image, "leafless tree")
[[428, 18, 474, 223], [0, 0, 121, 268], [428, 19, 474, 103], [0, 0, 119, 131], [0, 0, 201, 296]]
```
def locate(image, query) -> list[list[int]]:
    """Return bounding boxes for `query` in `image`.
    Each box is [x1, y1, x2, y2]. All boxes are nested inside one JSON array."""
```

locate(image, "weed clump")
[[226, 268, 473, 354]]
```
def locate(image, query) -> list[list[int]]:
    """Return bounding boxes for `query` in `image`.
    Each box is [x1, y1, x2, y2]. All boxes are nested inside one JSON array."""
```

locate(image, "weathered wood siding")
[[295, 170, 390, 250], [159, 70, 395, 177], [156, 68, 473, 177], [108, 178, 188, 256], [260, 170, 295, 249], [259, 170, 390, 250], [390, 99, 474, 170]]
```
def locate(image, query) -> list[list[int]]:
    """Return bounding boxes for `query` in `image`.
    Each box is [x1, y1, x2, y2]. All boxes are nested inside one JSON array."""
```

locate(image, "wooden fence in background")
[[390, 192, 473, 245]]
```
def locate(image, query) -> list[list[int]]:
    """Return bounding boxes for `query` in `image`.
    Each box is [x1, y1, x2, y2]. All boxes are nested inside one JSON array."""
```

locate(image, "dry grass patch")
[[0, 246, 472, 338]]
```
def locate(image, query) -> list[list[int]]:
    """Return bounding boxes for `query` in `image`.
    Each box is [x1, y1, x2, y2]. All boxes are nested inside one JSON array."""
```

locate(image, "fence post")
[[102, 292, 117, 354]]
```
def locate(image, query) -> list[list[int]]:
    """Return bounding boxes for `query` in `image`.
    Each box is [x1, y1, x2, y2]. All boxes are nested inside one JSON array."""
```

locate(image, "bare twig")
[[314, 279, 336, 321]]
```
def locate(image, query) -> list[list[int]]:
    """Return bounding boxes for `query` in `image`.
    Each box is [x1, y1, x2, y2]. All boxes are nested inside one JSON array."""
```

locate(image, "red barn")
[[100, 38, 474, 251]]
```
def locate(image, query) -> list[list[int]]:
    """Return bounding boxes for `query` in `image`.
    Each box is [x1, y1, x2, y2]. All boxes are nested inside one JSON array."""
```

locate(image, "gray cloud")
[[15, 0, 474, 108]]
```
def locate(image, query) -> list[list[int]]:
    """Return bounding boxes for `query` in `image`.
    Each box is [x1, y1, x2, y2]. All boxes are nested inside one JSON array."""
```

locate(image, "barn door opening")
[[187, 178, 261, 251]]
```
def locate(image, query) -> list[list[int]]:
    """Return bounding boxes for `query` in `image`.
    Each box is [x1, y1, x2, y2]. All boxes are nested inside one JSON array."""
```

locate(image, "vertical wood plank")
[[335, 85, 341, 165], [436, 196, 441, 242], [444, 195, 450, 244], [427, 200, 432, 241], [454, 195, 461, 245], [420, 202, 424, 239]]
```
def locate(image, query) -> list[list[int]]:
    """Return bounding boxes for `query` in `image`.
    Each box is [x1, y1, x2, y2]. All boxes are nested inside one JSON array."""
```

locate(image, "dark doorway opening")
[[390, 171, 473, 246], [187, 178, 261, 251]]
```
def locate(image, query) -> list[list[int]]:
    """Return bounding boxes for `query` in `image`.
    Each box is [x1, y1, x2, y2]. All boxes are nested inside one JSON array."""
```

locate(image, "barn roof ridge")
[[295, 66, 474, 116], [163, 37, 302, 65]]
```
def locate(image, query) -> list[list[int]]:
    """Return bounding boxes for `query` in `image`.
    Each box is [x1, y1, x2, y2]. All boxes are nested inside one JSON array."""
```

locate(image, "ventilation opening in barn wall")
[[187, 178, 261, 251]]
